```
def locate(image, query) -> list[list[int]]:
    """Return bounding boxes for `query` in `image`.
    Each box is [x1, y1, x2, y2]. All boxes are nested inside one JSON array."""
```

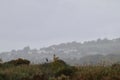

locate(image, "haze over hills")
[[0, 38, 120, 65]]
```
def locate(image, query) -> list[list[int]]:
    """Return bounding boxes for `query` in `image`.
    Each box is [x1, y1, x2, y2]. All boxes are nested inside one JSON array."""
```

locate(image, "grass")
[[0, 59, 120, 80]]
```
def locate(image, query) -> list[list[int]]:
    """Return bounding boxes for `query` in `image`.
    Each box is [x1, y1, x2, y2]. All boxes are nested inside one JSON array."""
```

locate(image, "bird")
[[46, 58, 48, 62]]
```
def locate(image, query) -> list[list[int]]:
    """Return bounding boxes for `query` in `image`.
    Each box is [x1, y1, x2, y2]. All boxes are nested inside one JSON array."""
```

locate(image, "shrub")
[[57, 75, 70, 80], [55, 67, 74, 77], [112, 63, 120, 68], [0, 73, 6, 80], [5, 58, 30, 66]]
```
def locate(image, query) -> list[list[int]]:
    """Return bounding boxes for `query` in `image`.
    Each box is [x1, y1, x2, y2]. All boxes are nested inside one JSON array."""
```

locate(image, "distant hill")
[[0, 38, 120, 65]]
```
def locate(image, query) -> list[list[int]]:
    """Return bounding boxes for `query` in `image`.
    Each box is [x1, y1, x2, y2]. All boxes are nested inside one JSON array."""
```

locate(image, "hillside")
[[0, 38, 120, 64]]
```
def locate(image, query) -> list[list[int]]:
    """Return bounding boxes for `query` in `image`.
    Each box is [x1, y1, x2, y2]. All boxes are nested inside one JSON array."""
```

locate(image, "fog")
[[0, 0, 120, 52]]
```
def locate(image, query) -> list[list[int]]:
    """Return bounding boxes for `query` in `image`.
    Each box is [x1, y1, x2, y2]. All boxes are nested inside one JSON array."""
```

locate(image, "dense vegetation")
[[0, 57, 120, 80]]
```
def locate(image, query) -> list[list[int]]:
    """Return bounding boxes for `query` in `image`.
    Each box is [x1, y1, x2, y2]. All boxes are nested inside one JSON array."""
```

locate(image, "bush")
[[55, 67, 75, 77], [112, 63, 120, 68], [0, 73, 6, 80], [5, 58, 30, 66]]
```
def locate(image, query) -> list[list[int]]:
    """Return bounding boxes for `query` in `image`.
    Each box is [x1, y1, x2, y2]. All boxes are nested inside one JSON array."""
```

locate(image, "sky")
[[0, 0, 120, 52]]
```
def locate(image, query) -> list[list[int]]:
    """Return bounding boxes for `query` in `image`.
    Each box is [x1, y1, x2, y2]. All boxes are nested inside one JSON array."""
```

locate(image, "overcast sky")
[[0, 0, 120, 52]]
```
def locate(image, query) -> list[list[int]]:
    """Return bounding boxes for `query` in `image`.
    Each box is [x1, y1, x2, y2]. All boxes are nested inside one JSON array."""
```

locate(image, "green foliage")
[[0, 73, 6, 80], [5, 58, 30, 66], [0, 58, 120, 80], [54, 67, 74, 77], [112, 63, 120, 69], [40, 59, 71, 78], [57, 75, 70, 80]]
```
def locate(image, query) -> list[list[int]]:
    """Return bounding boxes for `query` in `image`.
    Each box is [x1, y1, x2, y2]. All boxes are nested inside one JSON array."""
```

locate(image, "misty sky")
[[0, 0, 120, 52]]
